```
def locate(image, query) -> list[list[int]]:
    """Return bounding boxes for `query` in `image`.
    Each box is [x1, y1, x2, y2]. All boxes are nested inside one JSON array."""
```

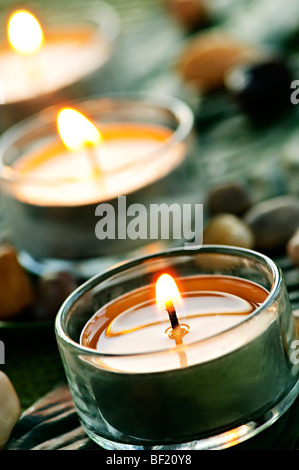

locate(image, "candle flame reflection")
[[8, 10, 43, 54], [57, 108, 102, 151]]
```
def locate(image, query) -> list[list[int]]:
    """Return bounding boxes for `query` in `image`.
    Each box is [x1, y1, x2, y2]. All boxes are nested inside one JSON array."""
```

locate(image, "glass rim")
[[0, 92, 194, 185], [55, 244, 282, 359]]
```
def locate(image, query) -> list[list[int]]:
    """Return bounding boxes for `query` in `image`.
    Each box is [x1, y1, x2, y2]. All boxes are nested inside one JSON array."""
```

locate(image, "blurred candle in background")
[[0, 2, 120, 130]]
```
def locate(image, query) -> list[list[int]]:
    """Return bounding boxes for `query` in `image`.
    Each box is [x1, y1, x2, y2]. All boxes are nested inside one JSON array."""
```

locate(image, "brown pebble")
[[163, 0, 209, 30], [203, 213, 254, 248], [0, 245, 33, 320], [33, 271, 78, 321], [178, 32, 258, 93], [244, 196, 299, 251], [207, 182, 252, 216], [287, 230, 299, 266]]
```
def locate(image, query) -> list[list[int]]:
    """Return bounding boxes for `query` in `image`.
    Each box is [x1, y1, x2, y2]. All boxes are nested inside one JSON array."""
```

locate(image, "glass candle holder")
[[0, 93, 195, 278], [55, 245, 299, 450], [0, 0, 120, 131]]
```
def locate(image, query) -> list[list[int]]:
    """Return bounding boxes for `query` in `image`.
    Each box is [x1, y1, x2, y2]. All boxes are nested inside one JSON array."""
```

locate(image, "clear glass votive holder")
[[0, 92, 195, 278], [55, 245, 299, 450]]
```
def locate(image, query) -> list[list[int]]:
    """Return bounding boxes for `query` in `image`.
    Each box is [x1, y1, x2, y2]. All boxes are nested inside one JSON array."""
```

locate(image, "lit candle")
[[55, 245, 299, 449], [0, 4, 119, 129], [13, 111, 184, 203], [11, 108, 184, 206], [0, 95, 193, 275], [80, 273, 270, 372]]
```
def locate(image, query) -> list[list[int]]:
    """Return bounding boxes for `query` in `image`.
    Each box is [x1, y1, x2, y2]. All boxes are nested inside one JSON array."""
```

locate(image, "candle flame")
[[156, 273, 182, 312], [8, 10, 43, 54], [57, 108, 102, 151]]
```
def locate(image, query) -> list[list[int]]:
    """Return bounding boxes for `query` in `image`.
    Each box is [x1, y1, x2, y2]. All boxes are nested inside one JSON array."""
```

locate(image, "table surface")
[[1, 0, 299, 451]]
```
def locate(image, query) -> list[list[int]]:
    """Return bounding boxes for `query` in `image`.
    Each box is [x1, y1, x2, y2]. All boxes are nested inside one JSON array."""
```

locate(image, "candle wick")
[[165, 299, 188, 368], [86, 142, 101, 179], [165, 299, 180, 330]]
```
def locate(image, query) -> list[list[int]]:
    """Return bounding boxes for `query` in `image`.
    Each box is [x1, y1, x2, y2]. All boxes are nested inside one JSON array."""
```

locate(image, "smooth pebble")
[[287, 229, 299, 266], [207, 182, 252, 216], [178, 32, 257, 93], [0, 244, 33, 320], [244, 196, 299, 250], [203, 213, 254, 248], [0, 371, 21, 449], [33, 271, 78, 321]]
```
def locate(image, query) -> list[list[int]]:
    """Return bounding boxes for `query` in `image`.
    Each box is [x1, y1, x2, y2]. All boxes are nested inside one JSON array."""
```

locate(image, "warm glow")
[[57, 108, 101, 151], [156, 274, 182, 311], [8, 10, 43, 54]]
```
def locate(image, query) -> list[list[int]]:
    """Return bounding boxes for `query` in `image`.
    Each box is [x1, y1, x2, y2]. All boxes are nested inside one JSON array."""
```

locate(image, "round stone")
[[33, 271, 78, 321], [163, 0, 209, 31], [0, 372, 21, 449], [178, 32, 257, 93], [244, 196, 299, 250], [0, 244, 33, 320], [206, 182, 252, 216], [203, 213, 254, 248], [286, 229, 299, 266], [225, 57, 292, 123]]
